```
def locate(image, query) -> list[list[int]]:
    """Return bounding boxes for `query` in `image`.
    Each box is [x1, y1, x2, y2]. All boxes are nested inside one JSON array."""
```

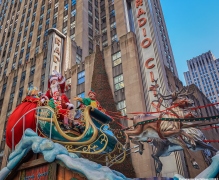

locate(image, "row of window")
[[0, 0, 78, 70]]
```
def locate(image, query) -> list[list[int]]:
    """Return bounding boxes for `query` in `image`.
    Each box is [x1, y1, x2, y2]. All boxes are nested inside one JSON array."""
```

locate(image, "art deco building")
[[0, 0, 218, 178], [184, 51, 219, 109]]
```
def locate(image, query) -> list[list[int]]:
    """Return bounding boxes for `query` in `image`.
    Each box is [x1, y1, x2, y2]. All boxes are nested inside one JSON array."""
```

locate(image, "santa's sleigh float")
[[36, 105, 121, 155], [6, 99, 125, 162]]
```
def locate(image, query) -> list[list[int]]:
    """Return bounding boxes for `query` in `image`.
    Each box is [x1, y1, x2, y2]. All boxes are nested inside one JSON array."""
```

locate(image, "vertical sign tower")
[[44, 28, 66, 91]]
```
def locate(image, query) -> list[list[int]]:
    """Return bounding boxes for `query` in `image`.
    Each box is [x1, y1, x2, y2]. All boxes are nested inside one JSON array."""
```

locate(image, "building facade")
[[184, 51, 219, 109], [166, 65, 219, 177], [0, 0, 218, 178]]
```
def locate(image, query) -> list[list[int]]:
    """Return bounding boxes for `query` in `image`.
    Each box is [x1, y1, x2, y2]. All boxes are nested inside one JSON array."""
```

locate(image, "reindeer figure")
[[123, 84, 208, 171]]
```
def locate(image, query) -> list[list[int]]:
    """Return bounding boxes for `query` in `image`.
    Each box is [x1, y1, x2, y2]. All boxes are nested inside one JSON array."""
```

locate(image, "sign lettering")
[[51, 34, 62, 73], [150, 71, 155, 82], [142, 28, 147, 37], [138, 18, 147, 27], [137, 8, 146, 18], [135, 0, 159, 110], [136, 0, 143, 8], [145, 58, 155, 69], [141, 38, 152, 48]]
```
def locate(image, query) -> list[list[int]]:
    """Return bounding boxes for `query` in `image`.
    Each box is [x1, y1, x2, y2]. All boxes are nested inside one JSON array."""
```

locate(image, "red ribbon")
[[128, 102, 219, 115], [203, 140, 219, 143], [201, 126, 219, 131]]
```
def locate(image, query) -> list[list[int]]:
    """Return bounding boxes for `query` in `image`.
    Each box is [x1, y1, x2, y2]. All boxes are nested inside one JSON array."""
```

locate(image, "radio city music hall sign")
[[135, 0, 161, 109]]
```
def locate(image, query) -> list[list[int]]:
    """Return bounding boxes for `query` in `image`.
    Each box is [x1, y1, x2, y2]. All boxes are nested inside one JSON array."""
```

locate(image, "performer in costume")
[[41, 71, 74, 129], [74, 90, 105, 112], [6, 86, 41, 149], [53, 91, 71, 130]]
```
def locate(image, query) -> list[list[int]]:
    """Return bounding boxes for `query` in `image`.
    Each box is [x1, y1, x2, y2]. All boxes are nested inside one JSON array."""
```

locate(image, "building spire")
[[91, 46, 136, 178]]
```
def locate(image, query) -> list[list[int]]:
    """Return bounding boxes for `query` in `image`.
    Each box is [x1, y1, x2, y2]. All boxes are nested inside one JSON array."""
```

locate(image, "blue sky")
[[160, 0, 219, 84]]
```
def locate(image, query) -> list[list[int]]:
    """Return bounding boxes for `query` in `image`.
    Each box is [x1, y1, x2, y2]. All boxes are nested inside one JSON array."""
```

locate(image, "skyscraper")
[[0, 0, 217, 178], [184, 51, 219, 109]]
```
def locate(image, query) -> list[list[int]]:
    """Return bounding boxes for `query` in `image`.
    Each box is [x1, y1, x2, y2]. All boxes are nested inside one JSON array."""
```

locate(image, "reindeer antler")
[[153, 85, 173, 100], [177, 87, 194, 97]]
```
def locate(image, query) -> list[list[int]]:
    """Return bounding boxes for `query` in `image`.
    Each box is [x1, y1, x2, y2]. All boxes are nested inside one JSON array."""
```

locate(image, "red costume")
[[6, 96, 40, 149], [42, 73, 74, 129], [42, 74, 74, 110], [53, 91, 70, 120]]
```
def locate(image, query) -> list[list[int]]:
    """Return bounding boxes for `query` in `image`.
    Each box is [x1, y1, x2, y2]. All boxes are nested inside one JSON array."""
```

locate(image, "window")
[[27, 42, 31, 48], [38, 24, 42, 31], [54, 12, 58, 19], [43, 58, 47, 68], [26, 53, 29, 60], [77, 92, 85, 106], [47, 9, 51, 15], [117, 100, 126, 116], [63, 27, 67, 35], [76, 54, 81, 63], [28, 81, 33, 87], [1, 83, 7, 94], [101, 16, 106, 23], [70, 34, 75, 40], [41, 74, 45, 83], [55, 2, 59, 8], [114, 74, 124, 90], [21, 47, 24, 53], [24, 26, 28, 32], [18, 58, 22, 65], [72, 0, 76, 6], [18, 87, 23, 98], [43, 41, 47, 48], [77, 71, 85, 84], [9, 93, 14, 103], [35, 46, 39, 54], [4, 68, 7, 75], [34, 3, 38, 8], [111, 34, 118, 42], [110, 22, 116, 29], [71, 9, 76, 16], [78, 92, 85, 98], [110, 10, 115, 17], [45, 19, 50, 25], [112, 51, 121, 66], [102, 41, 108, 48], [64, 15, 68, 22], [70, 21, 76, 29], [64, 4, 68, 10], [102, 28, 107, 34], [23, 36, 26, 42], [12, 76, 17, 87], [41, 5, 45, 13], [37, 34, 41, 42], [21, 71, 26, 81], [30, 66, 35, 75], [32, 12, 36, 17]]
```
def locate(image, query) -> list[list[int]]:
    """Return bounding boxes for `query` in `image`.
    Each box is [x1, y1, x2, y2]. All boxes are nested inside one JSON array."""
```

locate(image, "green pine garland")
[[48, 98, 56, 109], [134, 115, 219, 127]]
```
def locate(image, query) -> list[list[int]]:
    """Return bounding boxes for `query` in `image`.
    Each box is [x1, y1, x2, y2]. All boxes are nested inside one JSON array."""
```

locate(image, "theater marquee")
[[133, 0, 161, 111]]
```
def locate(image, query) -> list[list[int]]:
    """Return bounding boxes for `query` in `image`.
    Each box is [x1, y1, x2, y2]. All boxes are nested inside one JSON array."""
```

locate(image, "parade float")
[[1, 68, 130, 179]]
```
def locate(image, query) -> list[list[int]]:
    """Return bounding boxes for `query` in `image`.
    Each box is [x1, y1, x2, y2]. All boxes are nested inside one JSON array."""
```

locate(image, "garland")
[[48, 98, 56, 109], [134, 115, 219, 127]]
